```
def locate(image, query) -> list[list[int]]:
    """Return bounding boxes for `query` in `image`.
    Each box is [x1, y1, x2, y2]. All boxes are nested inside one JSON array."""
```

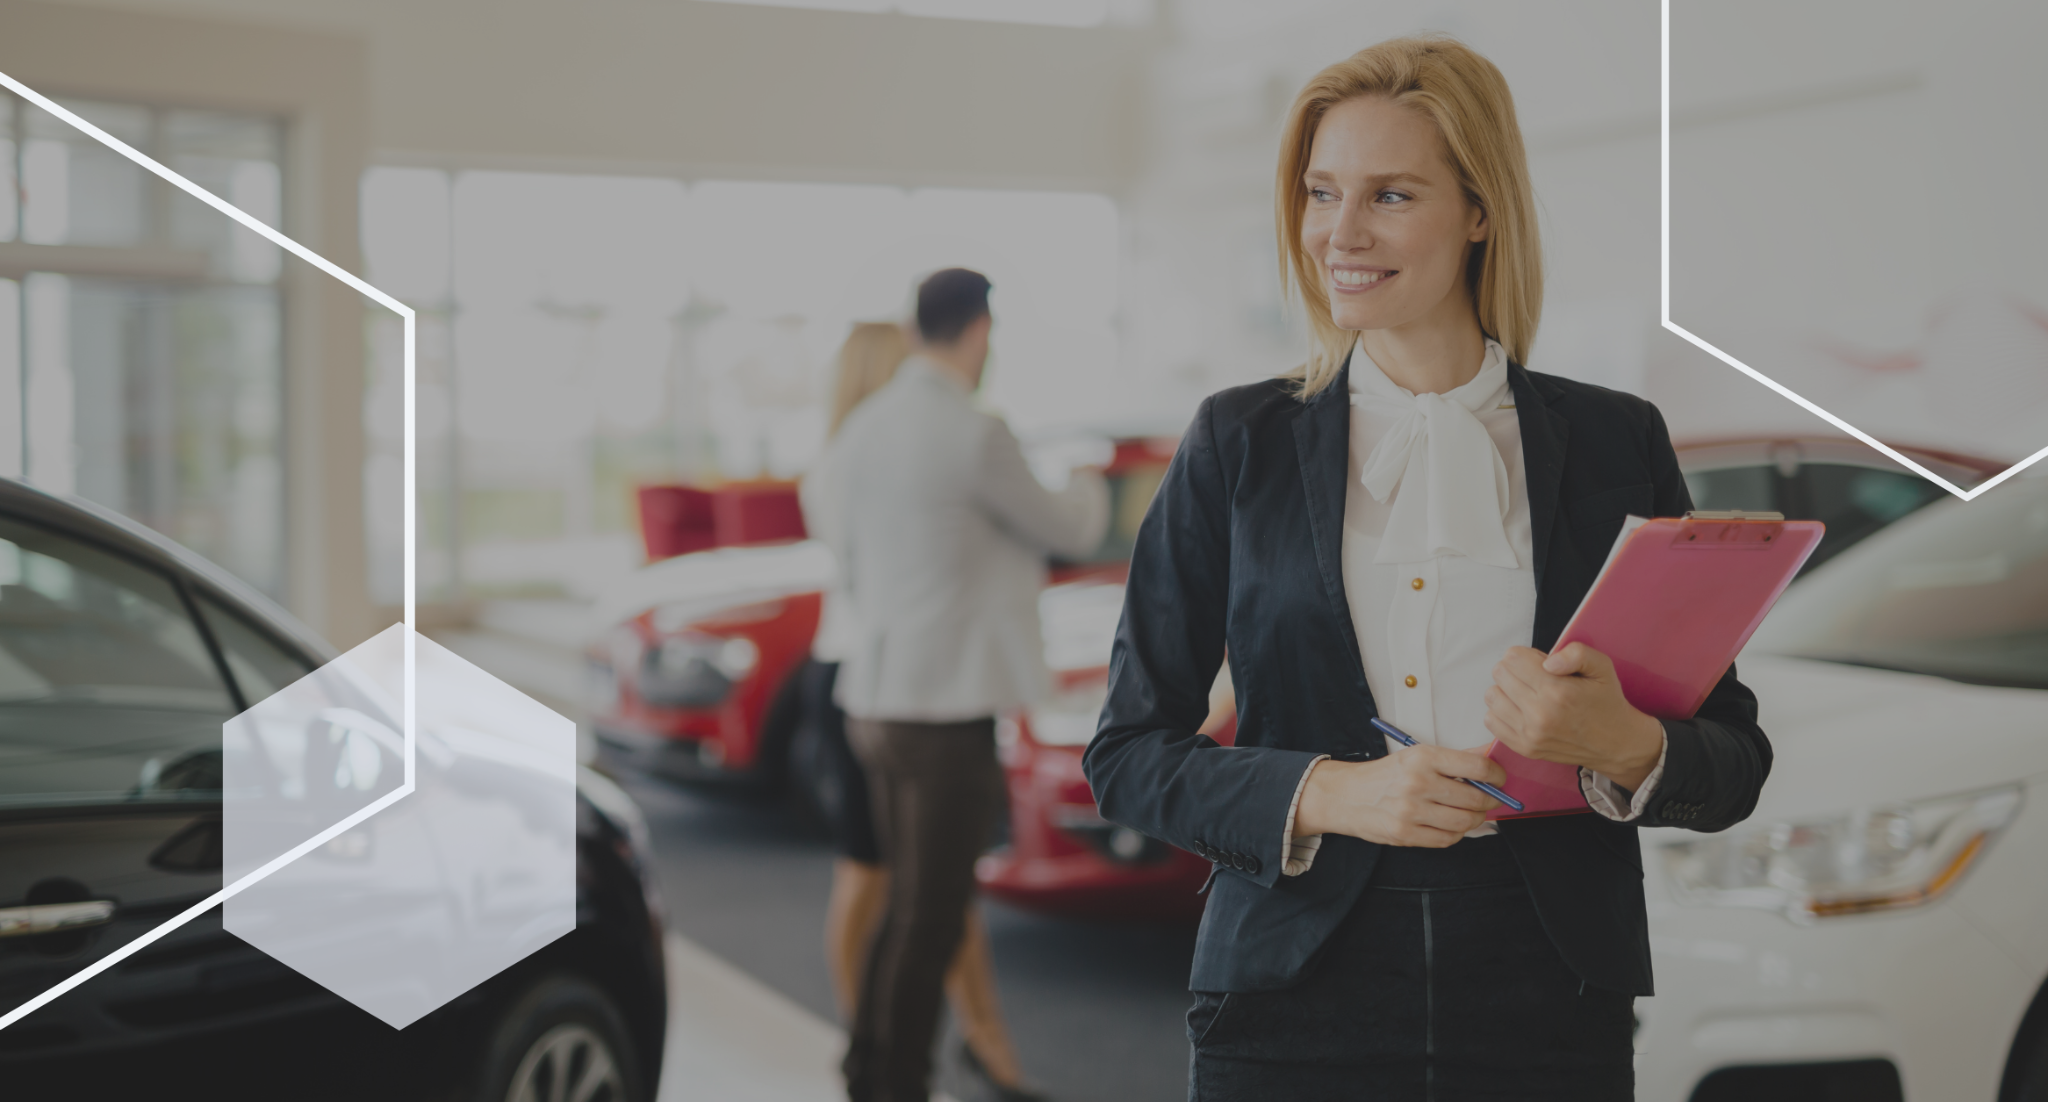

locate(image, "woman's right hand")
[[1293, 746, 1508, 848]]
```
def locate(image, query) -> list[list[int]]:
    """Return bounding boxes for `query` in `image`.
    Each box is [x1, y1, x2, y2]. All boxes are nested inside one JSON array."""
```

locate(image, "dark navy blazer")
[[1083, 357, 1771, 996]]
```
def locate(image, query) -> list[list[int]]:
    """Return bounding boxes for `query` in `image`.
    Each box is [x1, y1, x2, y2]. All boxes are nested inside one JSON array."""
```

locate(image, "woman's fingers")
[[1482, 708, 1520, 748], [1484, 684, 1525, 732], [1337, 750, 1508, 848], [1393, 818, 1473, 848], [1428, 775, 1500, 812], [1386, 749, 1499, 818], [1411, 796, 1490, 834], [1393, 754, 1497, 811], [1492, 646, 1552, 696], [1410, 743, 1508, 788]]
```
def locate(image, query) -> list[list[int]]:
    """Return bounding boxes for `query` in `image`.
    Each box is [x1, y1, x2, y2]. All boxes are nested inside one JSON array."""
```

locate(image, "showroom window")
[[0, 91, 287, 599], [361, 169, 1120, 602]]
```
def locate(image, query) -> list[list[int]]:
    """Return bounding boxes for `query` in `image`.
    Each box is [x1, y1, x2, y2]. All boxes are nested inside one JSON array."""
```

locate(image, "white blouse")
[[1278, 338, 1665, 876]]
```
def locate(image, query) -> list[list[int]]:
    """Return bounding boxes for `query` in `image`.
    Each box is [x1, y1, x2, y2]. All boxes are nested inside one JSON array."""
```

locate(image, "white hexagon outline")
[[0, 70, 418, 1032], [1661, 0, 2048, 502]]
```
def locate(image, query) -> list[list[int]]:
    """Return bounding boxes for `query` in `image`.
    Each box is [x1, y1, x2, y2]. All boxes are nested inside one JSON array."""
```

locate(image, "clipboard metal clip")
[[1676, 510, 1786, 548]]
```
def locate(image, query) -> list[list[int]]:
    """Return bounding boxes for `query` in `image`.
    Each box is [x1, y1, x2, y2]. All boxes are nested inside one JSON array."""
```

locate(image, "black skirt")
[[1187, 833, 1634, 1101], [796, 660, 881, 864]]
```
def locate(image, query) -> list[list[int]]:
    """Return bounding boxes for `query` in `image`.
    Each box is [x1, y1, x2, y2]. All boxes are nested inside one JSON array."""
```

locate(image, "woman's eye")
[[1377, 190, 1412, 205], [1309, 187, 1337, 202]]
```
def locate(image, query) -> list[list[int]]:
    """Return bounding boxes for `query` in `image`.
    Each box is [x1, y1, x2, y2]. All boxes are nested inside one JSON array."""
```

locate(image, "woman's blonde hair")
[[1276, 36, 1542, 399], [827, 322, 911, 437]]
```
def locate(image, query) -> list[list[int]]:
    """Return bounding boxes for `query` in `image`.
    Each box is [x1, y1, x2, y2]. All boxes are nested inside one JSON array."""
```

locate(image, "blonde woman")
[[1085, 38, 1769, 1099], [799, 320, 1037, 1101]]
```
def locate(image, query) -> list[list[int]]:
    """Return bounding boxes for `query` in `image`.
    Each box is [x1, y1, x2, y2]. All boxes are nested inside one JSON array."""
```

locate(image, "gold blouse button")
[[1410, 577, 1425, 591], [1404, 675, 1418, 688]]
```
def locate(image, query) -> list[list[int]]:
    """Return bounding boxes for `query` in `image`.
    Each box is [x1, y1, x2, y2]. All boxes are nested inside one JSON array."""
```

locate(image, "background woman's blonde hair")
[[1276, 35, 1543, 399], [827, 321, 911, 437]]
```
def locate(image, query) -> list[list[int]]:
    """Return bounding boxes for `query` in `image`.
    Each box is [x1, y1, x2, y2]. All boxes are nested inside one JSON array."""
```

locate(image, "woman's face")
[[1301, 95, 1488, 334]]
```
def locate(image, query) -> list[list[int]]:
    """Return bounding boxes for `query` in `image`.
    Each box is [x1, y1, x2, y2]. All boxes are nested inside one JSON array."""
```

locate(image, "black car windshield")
[[1684, 460, 1948, 576], [1749, 474, 2048, 688], [0, 515, 233, 810]]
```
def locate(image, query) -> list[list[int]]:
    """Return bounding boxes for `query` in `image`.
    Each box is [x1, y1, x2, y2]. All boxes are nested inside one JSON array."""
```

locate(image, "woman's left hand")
[[1484, 643, 1664, 791]]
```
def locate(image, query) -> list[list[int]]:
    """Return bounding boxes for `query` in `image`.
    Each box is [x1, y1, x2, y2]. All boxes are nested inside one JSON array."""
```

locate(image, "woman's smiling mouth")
[[1330, 267, 1396, 292]]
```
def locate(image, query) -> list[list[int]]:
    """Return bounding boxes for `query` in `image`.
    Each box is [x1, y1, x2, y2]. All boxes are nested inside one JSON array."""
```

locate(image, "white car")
[[1636, 472, 2048, 1101]]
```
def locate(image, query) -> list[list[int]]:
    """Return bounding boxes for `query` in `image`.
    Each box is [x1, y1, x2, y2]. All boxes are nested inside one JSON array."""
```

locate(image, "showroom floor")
[[437, 611, 1198, 1102], [653, 930, 858, 1102], [632, 777, 1197, 1102]]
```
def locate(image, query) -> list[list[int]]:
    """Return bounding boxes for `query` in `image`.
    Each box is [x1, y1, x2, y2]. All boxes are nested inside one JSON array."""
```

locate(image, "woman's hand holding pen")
[[1294, 745, 1507, 848], [1484, 643, 1665, 792]]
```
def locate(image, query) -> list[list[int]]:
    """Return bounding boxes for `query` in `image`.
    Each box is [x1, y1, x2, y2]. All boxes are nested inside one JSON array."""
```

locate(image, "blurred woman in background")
[[800, 321, 1038, 1102]]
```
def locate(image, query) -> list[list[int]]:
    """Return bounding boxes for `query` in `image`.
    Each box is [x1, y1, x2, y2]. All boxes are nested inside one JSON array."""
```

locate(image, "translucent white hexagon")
[[1661, 0, 2048, 501], [0, 69, 426, 1035], [219, 626, 575, 1028]]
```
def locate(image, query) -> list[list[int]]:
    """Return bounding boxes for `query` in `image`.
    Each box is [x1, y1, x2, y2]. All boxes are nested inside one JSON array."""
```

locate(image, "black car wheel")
[[2011, 1028, 2048, 1102], [472, 974, 644, 1102]]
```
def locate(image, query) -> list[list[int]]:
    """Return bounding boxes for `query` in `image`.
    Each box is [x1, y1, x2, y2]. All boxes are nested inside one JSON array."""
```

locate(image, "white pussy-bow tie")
[[1350, 341, 1518, 567]]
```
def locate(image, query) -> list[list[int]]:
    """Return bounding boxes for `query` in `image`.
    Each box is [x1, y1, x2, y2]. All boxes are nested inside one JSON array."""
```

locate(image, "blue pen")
[[1368, 716, 1525, 813]]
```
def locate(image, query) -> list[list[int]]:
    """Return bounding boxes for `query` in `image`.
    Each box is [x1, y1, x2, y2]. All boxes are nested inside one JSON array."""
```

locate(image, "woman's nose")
[[1328, 200, 1373, 252]]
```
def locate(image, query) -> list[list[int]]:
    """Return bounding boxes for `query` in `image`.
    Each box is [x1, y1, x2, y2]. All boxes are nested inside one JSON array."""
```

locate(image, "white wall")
[[18, 0, 2041, 523], [1119, 0, 1704, 431], [1124, 0, 2048, 463], [1667, 0, 2048, 460], [18, 0, 1147, 191]]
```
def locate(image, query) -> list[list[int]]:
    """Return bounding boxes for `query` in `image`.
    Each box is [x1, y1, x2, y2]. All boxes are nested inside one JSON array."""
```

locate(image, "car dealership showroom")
[[4, 0, 2048, 1099]]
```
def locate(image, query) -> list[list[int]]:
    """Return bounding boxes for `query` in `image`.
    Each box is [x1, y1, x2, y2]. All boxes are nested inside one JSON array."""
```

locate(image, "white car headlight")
[[639, 631, 759, 709], [1659, 783, 2023, 921]]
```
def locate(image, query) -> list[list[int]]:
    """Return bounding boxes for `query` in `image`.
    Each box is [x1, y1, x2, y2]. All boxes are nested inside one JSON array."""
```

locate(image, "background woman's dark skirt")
[[1187, 833, 1634, 1102], [795, 659, 882, 863]]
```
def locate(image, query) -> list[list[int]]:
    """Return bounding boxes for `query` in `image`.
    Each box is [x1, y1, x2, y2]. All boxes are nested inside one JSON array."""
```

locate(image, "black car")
[[0, 479, 666, 1101]]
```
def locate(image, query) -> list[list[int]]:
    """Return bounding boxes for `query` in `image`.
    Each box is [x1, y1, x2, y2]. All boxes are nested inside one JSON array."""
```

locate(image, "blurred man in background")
[[802, 320, 1035, 1098], [815, 268, 1108, 1102]]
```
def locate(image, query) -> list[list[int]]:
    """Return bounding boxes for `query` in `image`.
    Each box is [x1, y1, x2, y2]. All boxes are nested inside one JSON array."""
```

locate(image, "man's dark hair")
[[915, 268, 992, 345]]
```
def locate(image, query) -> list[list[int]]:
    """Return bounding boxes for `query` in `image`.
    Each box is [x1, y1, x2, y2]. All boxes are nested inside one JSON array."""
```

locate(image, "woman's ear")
[[1468, 201, 1490, 243]]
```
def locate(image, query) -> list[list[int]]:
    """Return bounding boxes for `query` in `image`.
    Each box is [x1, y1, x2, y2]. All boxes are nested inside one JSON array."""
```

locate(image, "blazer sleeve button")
[[1246, 856, 1263, 875]]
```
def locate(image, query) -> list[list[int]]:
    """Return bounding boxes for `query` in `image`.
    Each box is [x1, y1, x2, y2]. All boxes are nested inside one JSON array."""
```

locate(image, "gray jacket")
[[803, 358, 1108, 722]]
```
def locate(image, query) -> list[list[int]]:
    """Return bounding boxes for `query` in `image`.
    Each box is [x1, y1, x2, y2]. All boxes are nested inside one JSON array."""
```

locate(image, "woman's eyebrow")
[[1303, 169, 1434, 187]]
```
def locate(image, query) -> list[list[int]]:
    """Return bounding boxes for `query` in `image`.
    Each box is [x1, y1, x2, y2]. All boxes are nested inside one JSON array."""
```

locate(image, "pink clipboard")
[[1485, 512, 1824, 820]]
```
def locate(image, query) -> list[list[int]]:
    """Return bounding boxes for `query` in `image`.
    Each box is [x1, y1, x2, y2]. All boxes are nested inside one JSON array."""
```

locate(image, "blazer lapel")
[[1290, 356, 1372, 699], [1510, 364, 1572, 639]]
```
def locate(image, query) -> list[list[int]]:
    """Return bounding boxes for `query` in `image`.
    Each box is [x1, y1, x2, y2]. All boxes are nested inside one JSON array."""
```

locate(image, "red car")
[[584, 438, 1215, 920], [974, 571, 1224, 923], [585, 432, 2000, 923]]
